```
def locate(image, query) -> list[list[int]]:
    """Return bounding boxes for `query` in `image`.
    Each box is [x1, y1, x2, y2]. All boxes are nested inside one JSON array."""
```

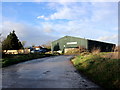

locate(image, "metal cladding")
[[51, 36, 116, 52]]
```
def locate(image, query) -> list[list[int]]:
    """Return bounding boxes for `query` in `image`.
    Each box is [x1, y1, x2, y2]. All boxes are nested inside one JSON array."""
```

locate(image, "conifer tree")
[[2, 30, 23, 50]]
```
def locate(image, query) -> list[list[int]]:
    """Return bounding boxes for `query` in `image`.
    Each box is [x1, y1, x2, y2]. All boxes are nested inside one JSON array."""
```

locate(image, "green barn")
[[51, 36, 115, 53]]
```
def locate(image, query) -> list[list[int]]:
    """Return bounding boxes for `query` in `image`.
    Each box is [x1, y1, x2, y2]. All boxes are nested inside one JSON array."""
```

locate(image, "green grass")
[[2, 53, 55, 67], [71, 52, 120, 88]]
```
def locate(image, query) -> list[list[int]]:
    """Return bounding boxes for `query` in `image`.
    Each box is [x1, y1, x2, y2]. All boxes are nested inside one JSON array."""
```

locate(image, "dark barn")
[[88, 40, 115, 52], [51, 36, 116, 53]]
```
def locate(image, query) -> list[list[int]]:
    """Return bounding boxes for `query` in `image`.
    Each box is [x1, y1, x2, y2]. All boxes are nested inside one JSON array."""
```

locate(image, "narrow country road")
[[2, 55, 100, 88]]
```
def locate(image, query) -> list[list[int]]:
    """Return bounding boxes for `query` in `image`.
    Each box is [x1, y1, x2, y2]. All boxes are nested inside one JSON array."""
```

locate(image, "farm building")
[[51, 36, 116, 53]]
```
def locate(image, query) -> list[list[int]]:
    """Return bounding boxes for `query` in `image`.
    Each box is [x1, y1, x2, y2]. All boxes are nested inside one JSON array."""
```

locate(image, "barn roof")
[[52, 35, 116, 45]]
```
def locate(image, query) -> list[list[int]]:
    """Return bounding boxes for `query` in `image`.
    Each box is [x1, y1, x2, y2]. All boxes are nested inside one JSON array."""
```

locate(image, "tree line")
[[2, 30, 51, 51]]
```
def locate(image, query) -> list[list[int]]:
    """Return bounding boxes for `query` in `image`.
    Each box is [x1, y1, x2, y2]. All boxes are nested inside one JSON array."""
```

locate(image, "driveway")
[[2, 55, 100, 88]]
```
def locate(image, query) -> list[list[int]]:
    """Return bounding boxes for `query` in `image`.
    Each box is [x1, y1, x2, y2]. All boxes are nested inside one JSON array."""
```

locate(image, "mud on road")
[[2, 55, 100, 88]]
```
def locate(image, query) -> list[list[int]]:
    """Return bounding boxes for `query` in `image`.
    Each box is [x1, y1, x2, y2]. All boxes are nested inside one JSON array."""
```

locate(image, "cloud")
[[42, 22, 53, 33], [2, 21, 57, 46], [113, 27, 118, 31], [90, 2, 118, 22], [37, 15, 49, 20], [40, 19, 116, 41], [37, 15, 44, 19], [2, 2, 118, 46], [37, 3, 88, 20], [33, 0, 119, 2], [36, 2, 117, 44], [37, 2, 117, 24], [2, 0, 119, 2], [98, 35, 118, 44], [98, 35, 118, 41]]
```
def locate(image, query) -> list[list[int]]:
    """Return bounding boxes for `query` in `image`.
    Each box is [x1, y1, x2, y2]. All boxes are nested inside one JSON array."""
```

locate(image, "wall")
[[51, 36, 88, 52]]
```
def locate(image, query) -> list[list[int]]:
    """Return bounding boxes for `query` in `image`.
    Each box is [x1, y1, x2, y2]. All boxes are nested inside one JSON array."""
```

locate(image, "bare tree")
[[21, 41, 26, 48], [41, 41, 51, 50]]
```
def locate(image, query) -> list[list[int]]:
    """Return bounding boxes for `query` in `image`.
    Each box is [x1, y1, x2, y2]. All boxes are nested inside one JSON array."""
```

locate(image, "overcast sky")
[[2, 1, 118, 46]]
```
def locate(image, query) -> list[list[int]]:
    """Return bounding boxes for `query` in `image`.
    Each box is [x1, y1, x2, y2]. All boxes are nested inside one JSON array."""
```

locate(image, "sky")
[[2, 1, 118, 46]]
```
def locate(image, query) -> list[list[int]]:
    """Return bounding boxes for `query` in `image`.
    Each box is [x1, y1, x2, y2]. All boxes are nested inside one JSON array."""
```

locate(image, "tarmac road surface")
[[2, 55, 100, 88]]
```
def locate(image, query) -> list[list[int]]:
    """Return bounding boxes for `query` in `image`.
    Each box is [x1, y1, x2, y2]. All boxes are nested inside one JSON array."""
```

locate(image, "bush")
[[91, 48, 101, 54]]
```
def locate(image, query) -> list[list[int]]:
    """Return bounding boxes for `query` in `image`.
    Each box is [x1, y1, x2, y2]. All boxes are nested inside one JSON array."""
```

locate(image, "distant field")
[[71, 52, 120, 88]]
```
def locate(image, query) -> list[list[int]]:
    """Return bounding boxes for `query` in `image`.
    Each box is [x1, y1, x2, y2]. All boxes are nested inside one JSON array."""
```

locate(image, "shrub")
[[114, 46, 120, 52], [101, 52, 120, 59], [64, 48, 80, 55], [91, 47, 101, 55]]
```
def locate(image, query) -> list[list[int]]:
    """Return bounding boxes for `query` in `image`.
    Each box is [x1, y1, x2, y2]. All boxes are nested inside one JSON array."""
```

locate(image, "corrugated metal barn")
[[51, 36, 116, 53]]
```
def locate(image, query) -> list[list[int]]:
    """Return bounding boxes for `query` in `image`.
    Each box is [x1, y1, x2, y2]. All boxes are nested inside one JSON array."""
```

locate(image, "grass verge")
[[2, 53, 55, 67], [71, 52, 120, 88]]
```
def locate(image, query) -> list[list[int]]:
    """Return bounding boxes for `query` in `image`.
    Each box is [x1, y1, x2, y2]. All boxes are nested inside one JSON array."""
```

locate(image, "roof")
[[52, 35, 116, 45], [33, 46, 43, 48], [52, 36, 86, 42]]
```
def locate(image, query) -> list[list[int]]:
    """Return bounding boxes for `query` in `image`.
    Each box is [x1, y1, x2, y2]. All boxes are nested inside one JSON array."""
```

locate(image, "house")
[[30, 46, 49, 53], [3, 48, 30, 54], [3, 50, 19, 54], [32, 46, 43, 50], [51, 36, 116, 53]]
